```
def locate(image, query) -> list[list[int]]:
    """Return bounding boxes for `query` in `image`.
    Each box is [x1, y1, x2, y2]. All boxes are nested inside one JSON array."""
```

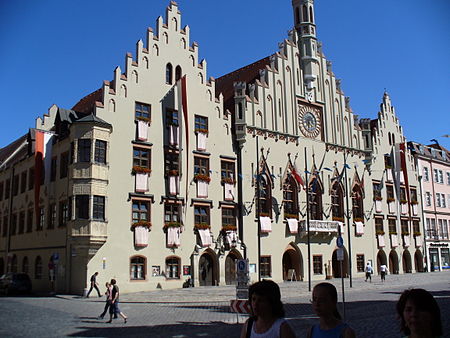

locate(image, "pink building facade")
[[409, 142, 450, 271]]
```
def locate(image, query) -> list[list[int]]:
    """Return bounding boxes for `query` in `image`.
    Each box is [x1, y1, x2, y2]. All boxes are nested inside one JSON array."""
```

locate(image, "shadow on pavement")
[[69, 321, 241, 337]]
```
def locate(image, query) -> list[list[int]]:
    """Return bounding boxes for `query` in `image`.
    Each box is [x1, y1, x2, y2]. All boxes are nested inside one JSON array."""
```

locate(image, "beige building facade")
[[0, 1, 425, 294]]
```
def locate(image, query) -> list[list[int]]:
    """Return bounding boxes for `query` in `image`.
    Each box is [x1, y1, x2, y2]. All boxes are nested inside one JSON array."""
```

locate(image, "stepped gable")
[[215, 56, 271, 115], [71, 88, 103, 114]]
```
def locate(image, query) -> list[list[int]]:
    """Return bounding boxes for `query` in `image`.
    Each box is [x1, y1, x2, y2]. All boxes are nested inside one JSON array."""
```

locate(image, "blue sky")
[[1, 0, 449, 149]]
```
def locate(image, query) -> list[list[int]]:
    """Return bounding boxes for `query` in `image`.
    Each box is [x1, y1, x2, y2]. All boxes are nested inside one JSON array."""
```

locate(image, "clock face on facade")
[[298, 104, 321, 138]]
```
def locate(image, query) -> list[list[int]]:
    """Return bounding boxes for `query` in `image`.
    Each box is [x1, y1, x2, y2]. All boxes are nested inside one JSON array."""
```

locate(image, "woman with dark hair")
[[396, 288, 442, 338], [240, 280, 295, 338], [307, 282, 355, 338]]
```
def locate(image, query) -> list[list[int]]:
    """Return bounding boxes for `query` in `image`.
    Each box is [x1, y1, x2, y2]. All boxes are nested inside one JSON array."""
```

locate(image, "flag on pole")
[[291, 164, 305, 188], [179, 75, 189, 202], [34, 130, 53, 225]]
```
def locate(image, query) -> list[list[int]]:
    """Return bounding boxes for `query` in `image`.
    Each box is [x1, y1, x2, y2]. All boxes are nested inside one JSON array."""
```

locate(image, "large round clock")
[[298, 105, 321, 138]]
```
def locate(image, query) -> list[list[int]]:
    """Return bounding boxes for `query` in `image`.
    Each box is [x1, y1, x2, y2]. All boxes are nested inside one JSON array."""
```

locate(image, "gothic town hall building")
[[0, 1, 426, 294]]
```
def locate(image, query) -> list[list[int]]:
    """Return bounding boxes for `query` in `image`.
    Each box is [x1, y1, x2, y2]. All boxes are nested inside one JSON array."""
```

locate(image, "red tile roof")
[[71, 88, 103, 114]]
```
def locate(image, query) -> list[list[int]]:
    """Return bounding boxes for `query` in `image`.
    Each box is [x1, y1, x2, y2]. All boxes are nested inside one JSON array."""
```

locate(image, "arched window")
[[11, 254, 17, 273], [172, 17, 178, 31], [302, 5, 308, 22], [175, 65, 182, 81], [190, 55, 195, 67], [392, 134, 395, 145], [120, 84, 127, 98], [198, 72, 204, 84], [309, 6, 314, 23], [143, 56, 149, 69], [166, 63, 173, 84], [388, 132, 392, 145], [35, 256, 43, 279], [207, 90, 212, 101], [22, 256, 29, 274], [180, 38, 186, 49], [109, 99, 115, 113], [132, 70, 138, 84], [308, 177, 323, 220], [153, 44, 159, 56], [331, 181, 344, 221], [163, 32, 169, 44], [165, 256, 181, 279], [258, 172, 272, 217], [295, 7, 300, 24], [283, 175, 299, 217], [352, 185, 364, 220], [130, 256, 146, 280], [238, 102, 243, 120]]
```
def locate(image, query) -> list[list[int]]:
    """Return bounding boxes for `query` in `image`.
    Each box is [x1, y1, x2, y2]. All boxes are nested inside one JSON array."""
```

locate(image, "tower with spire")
[[292, 0, 319, 94]]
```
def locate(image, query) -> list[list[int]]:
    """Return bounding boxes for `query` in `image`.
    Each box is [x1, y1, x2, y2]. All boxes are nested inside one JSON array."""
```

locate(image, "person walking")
[[86, 272, 101, 298], [240, 280, 295, 338], [98, 282, 112, 319], [307, 282, 356, 338], [365, 262, 373, 282], [396, 288, 443, 338], [380, 264, 388, 282], [107, 279, 127, 324]]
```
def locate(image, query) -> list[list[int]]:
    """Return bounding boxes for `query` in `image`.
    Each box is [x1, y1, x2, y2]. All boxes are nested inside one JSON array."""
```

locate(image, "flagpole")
[[256, 136, 261, 282], [344, 150, 353, 288], [305, 147, 311, 292]]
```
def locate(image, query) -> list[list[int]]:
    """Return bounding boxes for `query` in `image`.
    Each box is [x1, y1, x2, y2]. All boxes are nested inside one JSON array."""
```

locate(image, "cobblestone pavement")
[[0, 271, 449, 337]]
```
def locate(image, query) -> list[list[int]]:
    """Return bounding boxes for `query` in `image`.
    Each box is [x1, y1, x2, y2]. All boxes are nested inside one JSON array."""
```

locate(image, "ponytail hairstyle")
[[313, 282, 341, 320]]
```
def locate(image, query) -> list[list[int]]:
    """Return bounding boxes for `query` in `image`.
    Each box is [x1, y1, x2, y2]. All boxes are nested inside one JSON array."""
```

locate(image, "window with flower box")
[[133, 147, 151, 172], [386, 185, 395, 201], [401, 220, 409, 235], [194, 205, 210, 228], [164, 151, 179, 175], [412, 220, 421, 236], [194, 115, 208, 133], [221, 161, 235, 183], [222, 207, 236, 230], [164, 203, 180, 225], [194, 156, 210, 177], [130, 256, 146, 280], [132, 200, 150, 226], [388, 218, 397, 235], [375, 217, 384, 235]]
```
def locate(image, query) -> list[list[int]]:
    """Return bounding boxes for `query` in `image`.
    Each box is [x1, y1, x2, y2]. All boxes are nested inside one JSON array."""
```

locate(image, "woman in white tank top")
[[240, 280, 295, 338]]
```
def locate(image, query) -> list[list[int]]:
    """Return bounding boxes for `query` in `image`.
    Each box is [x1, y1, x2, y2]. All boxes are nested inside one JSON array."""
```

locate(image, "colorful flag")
[[34, 130, 53, 225], [291, 164, 305, 188]]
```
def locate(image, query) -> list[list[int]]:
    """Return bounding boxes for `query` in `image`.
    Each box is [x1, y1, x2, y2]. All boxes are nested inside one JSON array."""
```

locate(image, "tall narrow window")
[[47, 204, 56, 229], [50, 157, 57, 182], [175, 66, 182, 81], [11, 213, 17, 235], [388, 219, 397, 234], [313, 255, 323, 274], [222, 207, 236, 229], [18, 211, 25, 234], [166, 63, 173, 84], [352, 185, 364, 220], [258, 174, 272, 217], [309, 178, 323, 220], [60, 152, 69, 178], [302, 5, 308, 22], [283, 175, 298, 217], [331, 182, 344, 221], [164, 151, 179, 175], [27, 209, 33, 233], [94, 140, 107, 164], [76, 195, 89, 219], [260, 256, 271, 277], [77, 139, 91, 163], [20, 171, 27, 193], [59, 200, 69, 227], [93, 196, 105, 221], [35, 256, 43, 279]]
